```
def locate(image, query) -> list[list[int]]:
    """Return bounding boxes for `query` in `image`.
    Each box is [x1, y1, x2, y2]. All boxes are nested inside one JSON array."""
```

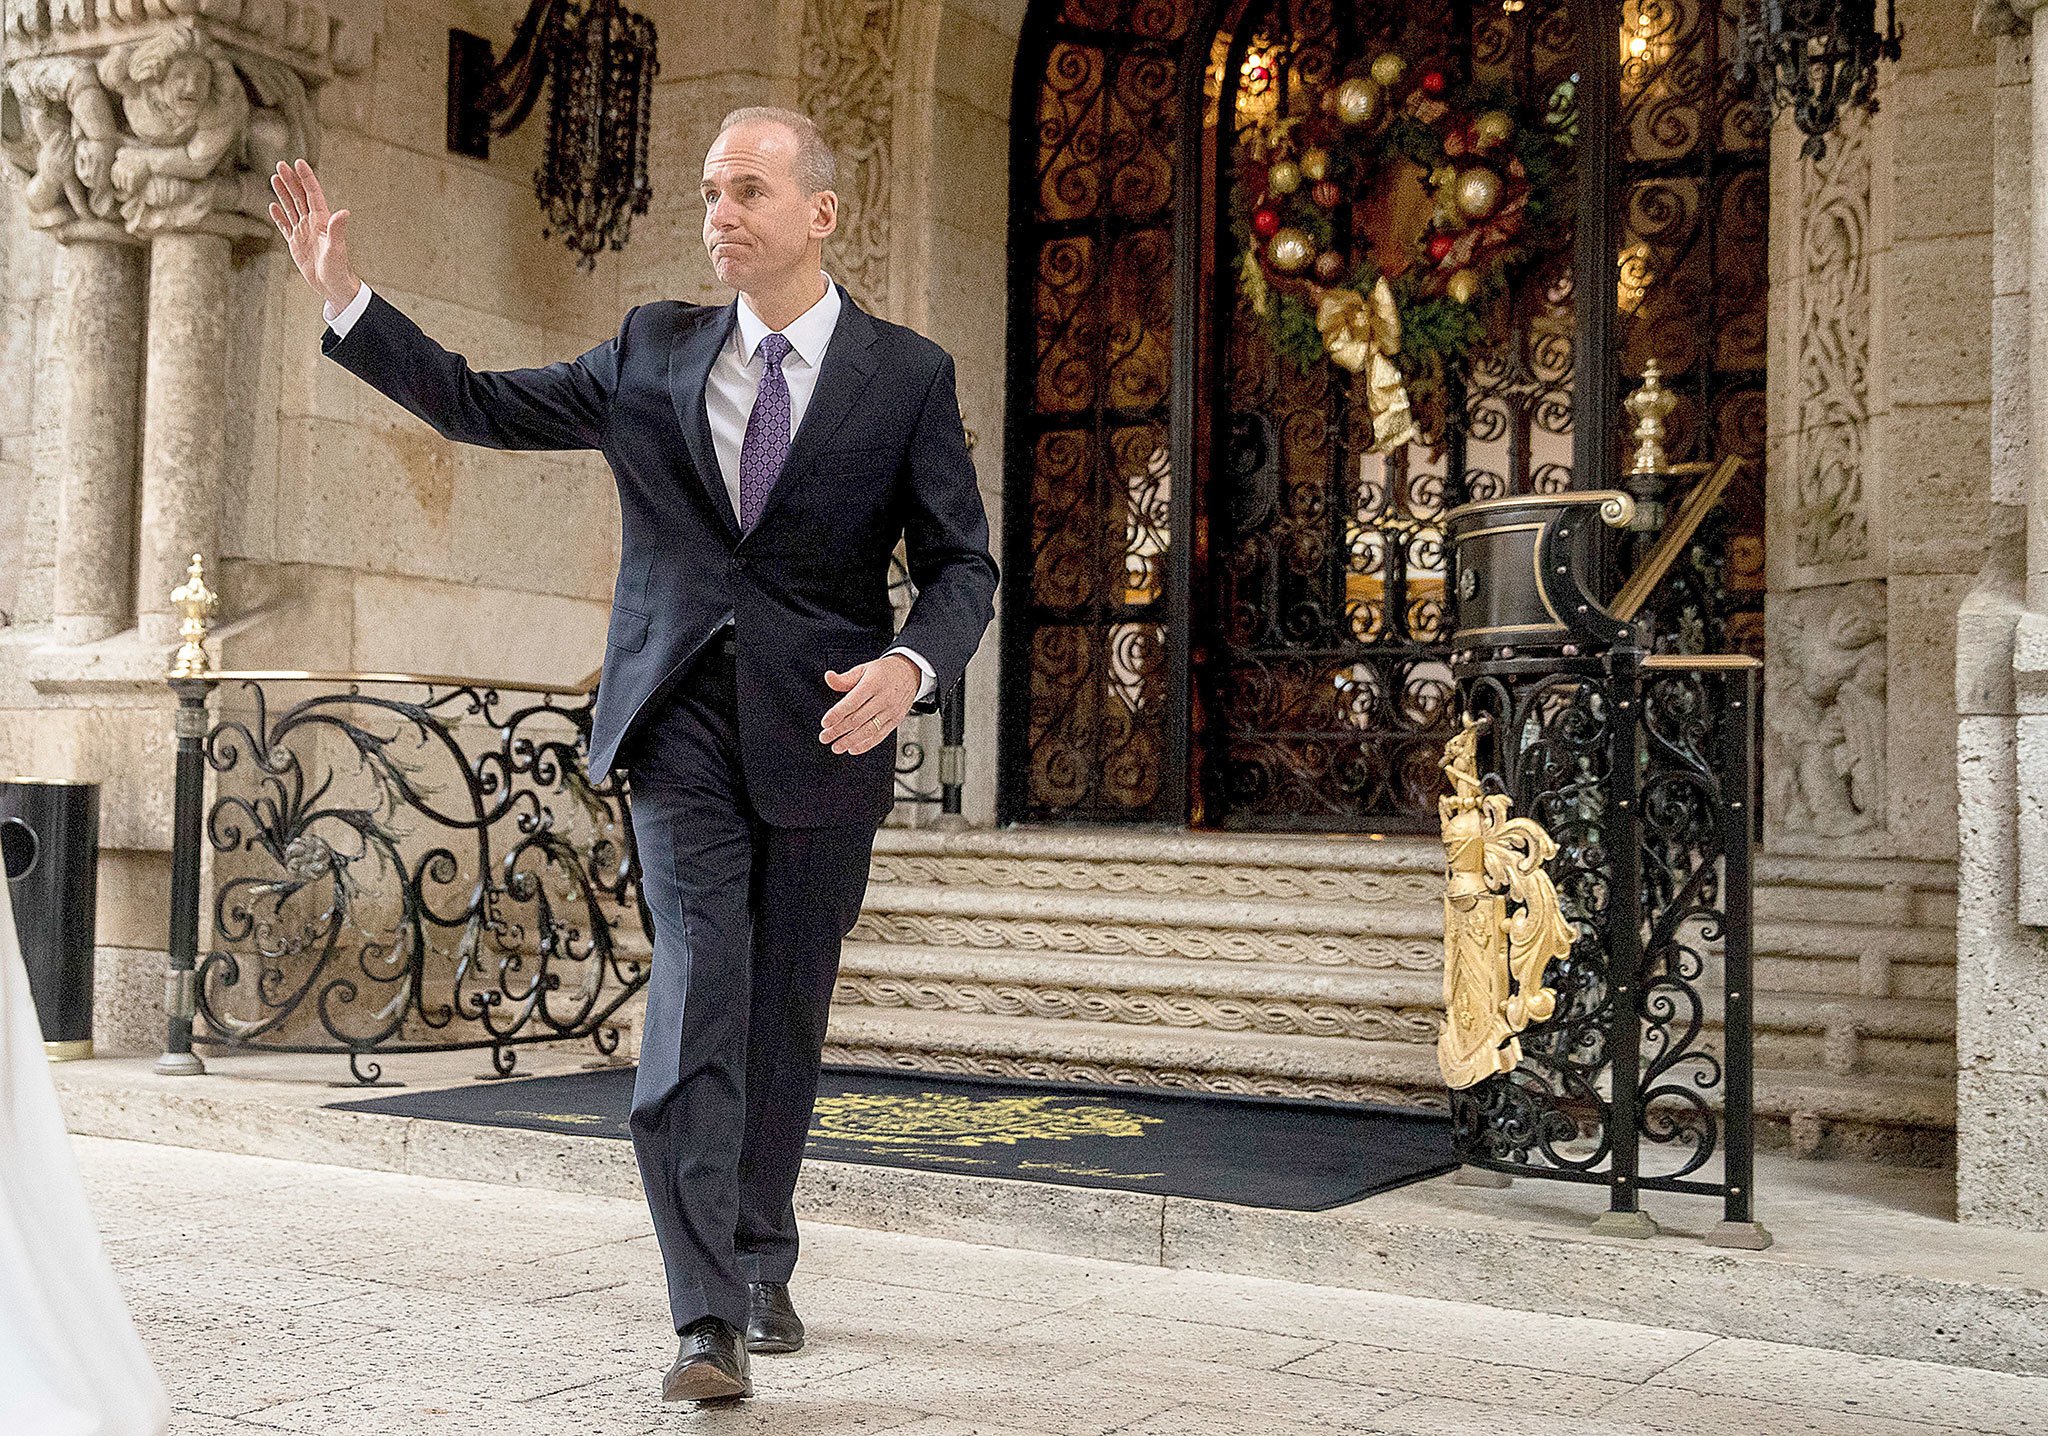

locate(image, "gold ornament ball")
[[1334, 77, 1381, 126], [1267, 227, 1315, 273], [1455, 167, 1503, 218], [1370, 53, 1407, 87], [1300, 147, 1331, 182], [1472, 110, 1515, 150], [1446, 268, 1481, 304], [1268, 159, 1303, 195], [1314, 249, 1348, 282]]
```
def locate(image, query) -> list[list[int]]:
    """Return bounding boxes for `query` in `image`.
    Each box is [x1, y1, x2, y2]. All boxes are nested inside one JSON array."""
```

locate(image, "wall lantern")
[[447, 0, 659, 268], [1733, 0, 1901, 160]]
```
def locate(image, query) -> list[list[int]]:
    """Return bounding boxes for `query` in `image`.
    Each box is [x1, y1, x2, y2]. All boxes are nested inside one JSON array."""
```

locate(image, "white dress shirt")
[[325, 278, 936, 702]]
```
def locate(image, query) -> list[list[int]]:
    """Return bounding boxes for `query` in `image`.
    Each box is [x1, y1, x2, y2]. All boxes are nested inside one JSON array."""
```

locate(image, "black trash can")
[[1, 778, 100, 1060]]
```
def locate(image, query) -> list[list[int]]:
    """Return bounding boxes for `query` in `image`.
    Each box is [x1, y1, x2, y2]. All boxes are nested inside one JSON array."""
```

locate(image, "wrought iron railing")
[[1444, 493, 1767, 1247], [161, 665, 648, 1083], [157, 556, 967, 1081]]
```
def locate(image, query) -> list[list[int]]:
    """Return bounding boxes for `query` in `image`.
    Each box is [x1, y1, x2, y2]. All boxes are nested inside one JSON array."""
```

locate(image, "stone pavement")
[[75, 1135, 2048, 1436]]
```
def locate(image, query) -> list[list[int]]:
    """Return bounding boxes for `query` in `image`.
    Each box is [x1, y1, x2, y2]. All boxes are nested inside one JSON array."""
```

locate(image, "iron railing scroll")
[[160, 558, 966, 1083], [1441, 494, 1770, 1249]]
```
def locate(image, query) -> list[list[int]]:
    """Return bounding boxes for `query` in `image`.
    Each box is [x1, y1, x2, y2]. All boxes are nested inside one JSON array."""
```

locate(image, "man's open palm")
[[267, 159, 359, 312]]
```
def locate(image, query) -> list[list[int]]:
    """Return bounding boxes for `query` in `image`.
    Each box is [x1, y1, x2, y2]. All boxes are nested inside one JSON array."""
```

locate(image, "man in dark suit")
[[266, 107, 996, 1404]]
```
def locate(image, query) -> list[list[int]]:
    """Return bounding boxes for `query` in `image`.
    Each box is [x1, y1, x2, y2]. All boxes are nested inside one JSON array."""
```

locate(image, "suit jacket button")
[[735, 556, 750, 571]]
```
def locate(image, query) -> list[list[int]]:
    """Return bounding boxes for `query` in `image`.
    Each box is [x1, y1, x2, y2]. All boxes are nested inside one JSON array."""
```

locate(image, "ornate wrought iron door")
[[1000, 0, 1199, 823], [999, 0, 1769, 828], [1197, 0, 1581, 829]]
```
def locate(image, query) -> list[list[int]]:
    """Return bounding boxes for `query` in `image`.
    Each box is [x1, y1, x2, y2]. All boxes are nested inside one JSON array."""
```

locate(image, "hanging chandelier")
[[1733, 0, 1902, 160], [448, 0, 659, 268]]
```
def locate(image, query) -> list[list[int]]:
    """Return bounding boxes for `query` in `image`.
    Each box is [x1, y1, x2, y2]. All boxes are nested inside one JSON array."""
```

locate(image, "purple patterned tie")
[[738, 332, 794, 530]]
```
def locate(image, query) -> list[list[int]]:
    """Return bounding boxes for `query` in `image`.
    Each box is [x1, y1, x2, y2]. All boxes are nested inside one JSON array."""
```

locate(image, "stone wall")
[[1959, 0, 2048, 1230], [1763, 0, 1995, 864]]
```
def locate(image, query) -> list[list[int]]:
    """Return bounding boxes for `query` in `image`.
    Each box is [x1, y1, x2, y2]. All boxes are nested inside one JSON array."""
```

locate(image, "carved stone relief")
[[1, 0, 371, 242], [798, 0, 898, 314], [1790, 112, 1871, 571], [1765, 581, 1887, 838], [2, 26, 313, 236]]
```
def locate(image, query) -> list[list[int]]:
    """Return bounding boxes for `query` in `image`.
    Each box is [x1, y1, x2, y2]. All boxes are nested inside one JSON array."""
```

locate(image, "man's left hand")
[[821, 654, 920, 755]]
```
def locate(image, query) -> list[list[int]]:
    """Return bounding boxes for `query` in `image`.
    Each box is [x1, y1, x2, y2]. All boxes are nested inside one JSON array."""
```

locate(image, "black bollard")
[[0, 777, 101, 1060]]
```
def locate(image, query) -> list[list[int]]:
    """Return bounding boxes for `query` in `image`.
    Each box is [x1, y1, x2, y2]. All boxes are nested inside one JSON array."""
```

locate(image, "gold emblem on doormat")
[[1437, 717, 1575, 1090], [809, 1092, 1162, 1148]]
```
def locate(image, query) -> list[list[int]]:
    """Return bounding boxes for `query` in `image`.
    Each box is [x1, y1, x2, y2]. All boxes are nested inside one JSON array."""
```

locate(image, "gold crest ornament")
[[1437, 716, 1575, 1089], [1315, 278, 1417, 453]]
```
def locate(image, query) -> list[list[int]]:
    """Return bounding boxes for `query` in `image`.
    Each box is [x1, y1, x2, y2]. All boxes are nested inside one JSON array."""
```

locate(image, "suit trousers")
[[620, 635, 878, 1332]]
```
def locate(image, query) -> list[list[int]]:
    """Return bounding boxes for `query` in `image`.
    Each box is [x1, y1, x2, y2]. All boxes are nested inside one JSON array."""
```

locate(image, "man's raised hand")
[[267, 159, 360, 313]]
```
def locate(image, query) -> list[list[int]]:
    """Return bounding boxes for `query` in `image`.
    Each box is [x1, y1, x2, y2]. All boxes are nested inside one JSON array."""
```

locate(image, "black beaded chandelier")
[[1733, 0, 1902, 160], [448, 0, 659, 268]]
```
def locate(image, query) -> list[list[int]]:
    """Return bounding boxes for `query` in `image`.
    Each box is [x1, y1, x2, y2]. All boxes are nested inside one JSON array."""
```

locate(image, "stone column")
[[49, 238, 146, 644], [1963, 0, 2048, 1231], [137, 233, 232, 646]]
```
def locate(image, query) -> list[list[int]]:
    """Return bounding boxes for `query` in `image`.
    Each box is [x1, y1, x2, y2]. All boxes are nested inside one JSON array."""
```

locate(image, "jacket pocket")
[[606, 605, 650, 653]]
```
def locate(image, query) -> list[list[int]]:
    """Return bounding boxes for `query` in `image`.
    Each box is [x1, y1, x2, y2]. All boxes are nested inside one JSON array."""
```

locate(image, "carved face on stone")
[[161, 52, 212, 113]]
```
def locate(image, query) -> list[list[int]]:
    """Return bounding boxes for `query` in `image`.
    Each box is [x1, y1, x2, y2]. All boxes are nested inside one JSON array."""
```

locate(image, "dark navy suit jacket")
[[320, 285, 998, 827]]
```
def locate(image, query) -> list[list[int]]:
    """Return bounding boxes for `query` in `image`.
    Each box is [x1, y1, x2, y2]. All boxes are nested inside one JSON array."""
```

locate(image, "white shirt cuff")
[[323, 280, 373, 338], [883, 645, 938, 703]]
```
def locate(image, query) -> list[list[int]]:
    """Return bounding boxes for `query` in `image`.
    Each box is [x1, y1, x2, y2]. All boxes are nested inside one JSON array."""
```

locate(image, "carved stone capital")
[[2, 0, 377, 241]]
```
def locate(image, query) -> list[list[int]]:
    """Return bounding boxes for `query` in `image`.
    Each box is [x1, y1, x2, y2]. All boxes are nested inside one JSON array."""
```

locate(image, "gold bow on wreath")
[[1315, 279, 1417, 454]]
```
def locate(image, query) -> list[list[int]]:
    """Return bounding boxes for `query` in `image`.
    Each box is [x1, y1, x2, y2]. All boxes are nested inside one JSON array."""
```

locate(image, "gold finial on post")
[[1624, 359, 1676, 476], [168, 553, 217, 678]]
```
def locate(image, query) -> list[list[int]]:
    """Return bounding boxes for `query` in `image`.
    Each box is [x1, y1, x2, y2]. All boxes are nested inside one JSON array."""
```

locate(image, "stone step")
[[820, 1005, 1446, 1109], [1743, 992, 1955, 1079], [830, 946, 1956, 1073], [873, 830, 1958, 927], [868, 831, 1444, 908], [48, 1054, 2048, 1378], [848, 890, 1441, 971], [831, 943, 1443, 1044], [1752, 1067, 1957, 1157]]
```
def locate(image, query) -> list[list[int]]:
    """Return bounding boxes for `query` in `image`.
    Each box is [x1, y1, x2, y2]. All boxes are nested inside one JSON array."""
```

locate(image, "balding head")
[[717, 107, 837, 195]]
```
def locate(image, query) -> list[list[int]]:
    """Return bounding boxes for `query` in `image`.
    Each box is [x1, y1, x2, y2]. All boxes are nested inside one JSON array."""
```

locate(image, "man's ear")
[[811, 190, 839, 242]]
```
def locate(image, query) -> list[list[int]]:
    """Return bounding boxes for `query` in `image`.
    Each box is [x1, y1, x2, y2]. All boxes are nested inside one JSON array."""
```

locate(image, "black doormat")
[[330, 1064, 1455, 1211]]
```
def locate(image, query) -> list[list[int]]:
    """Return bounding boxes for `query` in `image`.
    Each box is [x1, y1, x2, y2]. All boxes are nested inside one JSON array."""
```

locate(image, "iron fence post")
[[934, 679, 968, 830], [1591, 642, 1657, 1236], [1709, 664, 1773, 1247], [156, 677, 212, 1075]]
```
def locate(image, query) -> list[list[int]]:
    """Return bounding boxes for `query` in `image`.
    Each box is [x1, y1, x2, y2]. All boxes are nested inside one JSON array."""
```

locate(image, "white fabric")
[[0, 881, 170, 1436], [322, 276, 937, 701], [322, 278, 373, 336], [708, 273, 841, 515]]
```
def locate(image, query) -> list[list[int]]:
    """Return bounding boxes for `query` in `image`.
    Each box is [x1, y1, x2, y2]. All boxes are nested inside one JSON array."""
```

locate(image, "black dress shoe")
[[746, 1280, 806, 1354], [663, 1315, 752, 1402]]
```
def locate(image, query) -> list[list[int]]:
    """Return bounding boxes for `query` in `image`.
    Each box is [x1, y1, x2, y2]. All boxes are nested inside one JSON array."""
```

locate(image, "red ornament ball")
[[1426, 233, 1457, 262], [1314, 250, 1348, 282], [1250, 64, 1270, 82], [1311, 180, 1343, 208], [1420, 69, 1446, 95], [1252, 206, 1281, 238]]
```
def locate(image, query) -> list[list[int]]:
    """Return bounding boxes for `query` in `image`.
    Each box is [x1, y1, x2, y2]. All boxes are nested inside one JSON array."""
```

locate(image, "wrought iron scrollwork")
[[1446, 491, 1765, 1241], [186, 674, 648, 1084]]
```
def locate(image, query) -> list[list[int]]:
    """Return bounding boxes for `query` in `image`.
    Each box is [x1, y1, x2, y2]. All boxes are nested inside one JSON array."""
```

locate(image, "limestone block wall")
[[1959, 1, 2048, 1230], [1763, 0, 1994, 864]]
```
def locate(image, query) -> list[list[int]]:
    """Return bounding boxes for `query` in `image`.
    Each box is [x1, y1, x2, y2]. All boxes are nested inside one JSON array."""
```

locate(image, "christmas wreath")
[[1234, 51, 1570, 452]]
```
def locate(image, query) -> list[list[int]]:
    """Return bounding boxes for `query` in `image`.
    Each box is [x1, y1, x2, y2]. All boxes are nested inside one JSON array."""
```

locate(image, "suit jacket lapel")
[[668, 301, 741, 542], [743, 287, 880, 543]]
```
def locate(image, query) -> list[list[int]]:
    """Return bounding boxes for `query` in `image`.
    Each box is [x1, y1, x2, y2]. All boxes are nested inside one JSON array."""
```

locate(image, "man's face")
[[700, 121, 835, 292]]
